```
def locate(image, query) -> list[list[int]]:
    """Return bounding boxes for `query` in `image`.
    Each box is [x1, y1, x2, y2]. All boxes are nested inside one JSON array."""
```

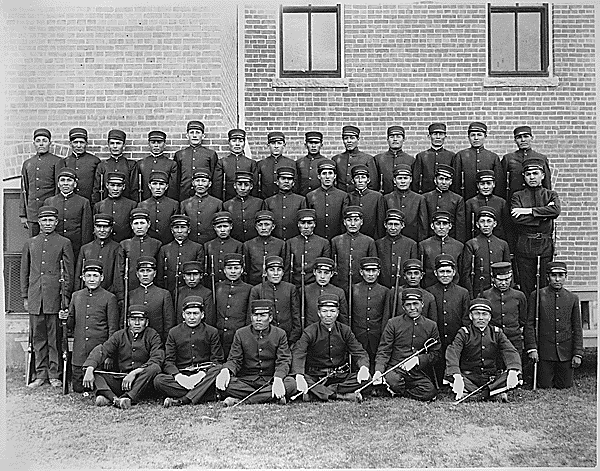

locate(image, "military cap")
[[212, 211, 233, 225], [491, 262, 512, 276], [547, 261, 568, 274], [148, 130, 166, 141], [385, 208, 405, 222], [267, 131, 285, 143], [513, 126, 532, 137], [192, 168, 211, 180], [360, 257, 381, 270], [93, 213, 114, 226], [387, 125, 405, 137], [223, 253, 243, 266], [393, 164, 412, 177], [318, 293, 339, 307], [265, 255, 284, 269], [523, 158, 545, 172], [467, 122, 487, 134], [428, 123, 447, 134], [137, 256, 157, 270], [305, 131, 323, 142], [187, 120, 205, 132], [314, 257, 335, 271], [350, 164, 369, 178], [58, 168, 78, 180], [296, 208, 316, 222], [170, 214, 191, 227], [402, 287, 423, 302], [228, 128, 246, 140], [435, 163, 455, 178], [234, 170, 254, 182], [38, 206, 58, 218], [317, 160, 336, 173], [469, 298, 492, 313], [130, 208, 150, 222], [341, 125, 360, 137], [107, 129, 126, 142], [343, 206, 363, 219], [69, 127, 88, 141], [149, 170, 169, 183], [33, 128, 51, 140], [434, 254, 456, 269], [255, 210, 275, 223], [432, 210, 453, 223], [106, 171, 126, 184], [82, 259, 103, 274], [477, 206, 497, 220], [276, 166, 296, 178], [182, 295, 204, 310], [182, 261, 203, 274], [251, 299, 274, 315], [476, 170, 495, 182], [128, 304, 149, 318], [403, 258, 423, 272]]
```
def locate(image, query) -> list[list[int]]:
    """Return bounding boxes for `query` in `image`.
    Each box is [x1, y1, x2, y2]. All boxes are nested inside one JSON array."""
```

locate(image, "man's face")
[[128, 316, 148, 335], [318, 305, 339, 327], [251, 312, 272, 331], [224, 264, 243, 281], [149, 139, 165, 155], [360, 267, 379, 284], [477, 180, 495, 196], [70, 137, 87, 156], [34, 136, 51, 155], [94, 223, 113, 240], [470, 309, 491, 331], [515, 133, 532, 151], [298, 219, 315, 237], [404, 269, 423, 287], [183, 306, 204, 328], [492, 273, 512, 292], [468, 131, 486, 148], [343, 215, 362, 234], [431, 219, 451, 238], [268, 139, 285, 157], [136, 267, 156, 285], [305, 140, 322, 155], [394, 174, 412, 191], [234, 180, 253, 198], [548, 271, 567, 290], [256, 220, 274, 237], [277, 176, 294, 192], [524, 168, 544, 188], [318, 169, 335, 188], [384, 219, 404, 237], [187, 129, 204, 146], [476, 216, 497, 237], [149, 181, 168, 198], [38, 216, 58, 234], [342, 135, 359, 152], [403, 299, 423, 319], [192, 176, 211, 196], [353, 174, 369, 191], [58, 176, 77, 194], [435, 266, 455, 285], [430, 131, 446, 148], [108, 139, 125, 157], [387, 133, 405, 151], [171, 223, 190, 242], [213, 222, 232, 239], [266, 266, 284, 284], [83, 270, 103, 290], [107, 181, 125, 198], [131, 218, 150, 236], [183, 272, 202, 288], [434, 174, 452, 192], [229, 137, 245, 154], [314, 268, 333, 286]]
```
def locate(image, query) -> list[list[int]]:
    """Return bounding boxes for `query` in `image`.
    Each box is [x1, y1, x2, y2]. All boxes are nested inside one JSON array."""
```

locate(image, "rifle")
[[79, 257, 86, 291], [210, 255, 217, 308], [25, 326, 35, 386], [222, 170, 226, 202], [505, 171, 511, 202], [348, 254, 353, 367], [289, 253, 294, 284], [533, 255, 541, 391], [290, 363, 350, 401], [391, 256, 401, 318], [300, 253, 305, 328], [123, 257, 129, 329], [59, 260, 69, 395], [470, 253, 475, 296], [471, 211, 476, 240], [99, 172, 105, 201], [174, 254, 181, 317], [478, 257, 485, 297], [163, 255, 168, 290], [461, 171, 465, 199], [454, 376, 496, 405], [138, 173, 143, 203], [379, 173, 384, 195], [261, 255, 267, 298]]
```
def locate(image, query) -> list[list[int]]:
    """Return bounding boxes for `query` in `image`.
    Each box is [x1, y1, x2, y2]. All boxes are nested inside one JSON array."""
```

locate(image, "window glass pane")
[[311, 12, 337, 71], [490, 12, 515, 72], [282, 12, 309, 72], [518, 12, 542, 71]]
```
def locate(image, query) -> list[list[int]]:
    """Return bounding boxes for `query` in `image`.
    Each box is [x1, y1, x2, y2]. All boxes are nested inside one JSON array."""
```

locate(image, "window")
[[488, 4, 549, 77], [280, 4, 341, 78]]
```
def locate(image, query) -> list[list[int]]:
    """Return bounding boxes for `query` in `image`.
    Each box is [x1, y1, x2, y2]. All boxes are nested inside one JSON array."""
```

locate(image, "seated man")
[[373, 288, 440, 401], [82, 305, 164, 409], [292, 294, 371, 402], [154, 296, 224, 407], [215, 299, 295, 406], [445, 298, 522, 402]]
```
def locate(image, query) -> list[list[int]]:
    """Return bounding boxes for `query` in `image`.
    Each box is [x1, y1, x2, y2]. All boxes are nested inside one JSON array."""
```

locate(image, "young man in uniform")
[[93, 171, 137, 243], [331, 125, 376, 193], [137, 130, 178, 201], [257, 131, 295, 199], [372, 125, 414, 195], [264, 166, 307, 241], [213, 129, 258, 202], [224, 170, 265, 243], [296, 131, 327, 196], [389, 259, 437, 323], [138, 169, 180, 245], [303, 257, 349, 327], [176, 261, 215, 326], [65, 127, 100, 204], [348, 163, 386, 240], [465, 169, 509, 243], [204, 211, 243, 286], [412, 123, 456, 194]]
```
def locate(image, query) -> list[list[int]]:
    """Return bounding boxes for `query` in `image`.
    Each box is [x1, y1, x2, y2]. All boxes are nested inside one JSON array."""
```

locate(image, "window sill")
[[483, 76, 559, 87], [271, 77, 349, 88]]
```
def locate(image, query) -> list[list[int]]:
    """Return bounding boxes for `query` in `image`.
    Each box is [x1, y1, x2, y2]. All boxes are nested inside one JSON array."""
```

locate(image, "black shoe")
[[163, 397, 183, 408]]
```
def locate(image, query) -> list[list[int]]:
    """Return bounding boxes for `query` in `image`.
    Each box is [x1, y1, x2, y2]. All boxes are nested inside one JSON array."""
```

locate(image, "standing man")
[[465, 170, 509, 243], [138, 170, 180, 245], [137, 130, 179, 201], [213, 129, 258, 202], [204, 211, 243, 286], [224, 170, 265, 243], [264, 166, 307, 241], [331, 125, 376, 193], [296, 131, 327, 196], [389, 259, 437, 322], [412, 123, 456, 194], [257, 131, 295, 199], [93, 171, 137, 243], [21, 206, 74, 388], [348, 163, 386, 240], [176, 262, 215, 326], [20, 128, 66, 237], [372, 125, 414, 195], [65, 127, 100, 204], [303, 257, 349, 327], [175, 121, 219, 201]]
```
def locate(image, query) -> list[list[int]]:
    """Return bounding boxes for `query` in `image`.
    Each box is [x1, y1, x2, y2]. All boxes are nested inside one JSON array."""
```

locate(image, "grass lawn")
[[3, 352, 597, 470]]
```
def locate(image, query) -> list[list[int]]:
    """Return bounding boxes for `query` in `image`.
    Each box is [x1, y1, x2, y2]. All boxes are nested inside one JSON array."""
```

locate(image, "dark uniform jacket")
[[264, 191, 307, 241], [180, 194, 224, 245], [445, 324, 521, 377], [383, 189, 428, 243], [331, 232, 377, 294], [350, 281, 391, 354], [348, 188, 386, 240], [465, 194, 509, 243], [524, 286, 583, 362], [67, 286, 119, 365], [412, 148, 456, 194], [296, 154, 327, 196], [20, 152, 66, 222], [120, 235, 162, 291], [65, 152, 101, 203], [75, 238, 125, 303], [375, 234, 418, 288], [137, 154, 179, 201], [163, 321, 224, 375], [224, 324, 291, 380], [223, 195, 265, 243], [249, 281, 302, 344], [214, 279, 252, 354], [331, 149, 376, 193], [306, 186, 350, 241], [423, 189, 466, 242], [94, 196, 137, 242], [375, 314, 441, 372], [175, 145, 219, 201], [291, 321, 369, 375], [371, 150, 415, 195], [45, 192, 93, 259], [257, 155, 296, 199], [286, 234, 331, 287], [138, 195, 180, 245], [454, 147, 503, 201], [501, 149, 551, 201], [83, 326, 164, 373], [93, 155, 139, 204], [460, 234, 511, 298], [213, 153, 258, 202], [128, 283, 176, 344], [304, 283, 349, 327], [389, 287, 437, 323], [243, 235, 287, 286], [418, 235, 464, 288], [157, 238, 205, 294], [204, 236, 244, 285], [482, 286, 527, 351], [427, 282, 470, 349], [21, 231, 74, 314], [176, 284, 215, 326]]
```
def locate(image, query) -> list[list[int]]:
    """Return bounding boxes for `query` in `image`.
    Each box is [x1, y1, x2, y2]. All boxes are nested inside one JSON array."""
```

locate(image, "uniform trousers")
[[382, 369, 437, 401], [223, 376, 296, 404], [31, 313, 60, 380], [538, 359, 573, 389], [94, 363, 161, 403], [516, 254, 551, 298], [153, 366, 221, 403], [304, 368, 362, 401]]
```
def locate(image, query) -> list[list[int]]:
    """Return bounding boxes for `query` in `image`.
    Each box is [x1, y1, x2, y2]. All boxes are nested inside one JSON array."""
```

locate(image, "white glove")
[[175, 373, 194, 390], [401, 356, 419, 372], [372, 370, 384, 385], [215, 368, 230, 390], [452, 374, 465, 399], [507, 370, 519, 389], [272, 376, 286, 399], [295, 374, 309, 393], [357, 365, 370, 383]]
